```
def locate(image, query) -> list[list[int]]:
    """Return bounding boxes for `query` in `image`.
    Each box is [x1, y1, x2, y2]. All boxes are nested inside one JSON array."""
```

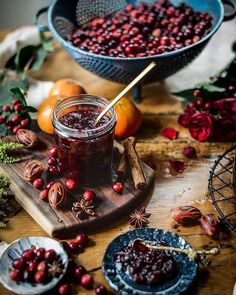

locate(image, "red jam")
[[53, 95, 116, 186]]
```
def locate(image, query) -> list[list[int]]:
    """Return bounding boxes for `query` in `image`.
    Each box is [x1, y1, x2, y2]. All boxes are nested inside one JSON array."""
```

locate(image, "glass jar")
[[53, 95, 116, 186]]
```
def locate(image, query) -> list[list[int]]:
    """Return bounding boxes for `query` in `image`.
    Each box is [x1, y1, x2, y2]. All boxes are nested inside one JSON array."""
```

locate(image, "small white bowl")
[[0, 236, 68, 295]]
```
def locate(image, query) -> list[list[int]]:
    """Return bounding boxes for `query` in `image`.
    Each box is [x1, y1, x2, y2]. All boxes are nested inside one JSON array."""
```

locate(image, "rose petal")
[[178, 113, 191, 127], [183, 146, 197, 158], [169, 160, 185, 173], [160, 127, 178, 139]]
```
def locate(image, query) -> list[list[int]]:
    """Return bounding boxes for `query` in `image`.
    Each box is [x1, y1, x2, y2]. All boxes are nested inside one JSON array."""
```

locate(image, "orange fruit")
[[37, 95, 66, 135], [114, 97, 143, 139], [49, 79, 86, 97]]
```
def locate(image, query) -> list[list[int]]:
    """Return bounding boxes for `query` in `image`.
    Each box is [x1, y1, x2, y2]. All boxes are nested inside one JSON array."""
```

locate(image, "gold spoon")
[[135, 239, 219, 267], [94, 61, 157, 126]]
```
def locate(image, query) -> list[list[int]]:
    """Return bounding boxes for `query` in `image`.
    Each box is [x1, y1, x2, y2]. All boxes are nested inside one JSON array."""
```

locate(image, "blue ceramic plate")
[[0, 237, 68, 295], [102, 228, 198, 295]]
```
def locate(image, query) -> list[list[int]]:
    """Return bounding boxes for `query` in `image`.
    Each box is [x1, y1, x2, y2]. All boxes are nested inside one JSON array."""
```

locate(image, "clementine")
[[49, 79, 86, 97], [37, 95, 66, 135], [114, 97, 143, 139]]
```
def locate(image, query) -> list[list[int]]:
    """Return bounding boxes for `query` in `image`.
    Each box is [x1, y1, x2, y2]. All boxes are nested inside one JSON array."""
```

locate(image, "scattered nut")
[[48, 182, 67, 209], [23, 160, 45, 182], [16, 129, 38, 148]]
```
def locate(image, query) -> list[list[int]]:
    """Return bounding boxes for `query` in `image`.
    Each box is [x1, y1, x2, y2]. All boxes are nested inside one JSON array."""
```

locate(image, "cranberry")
[[204, 102, 212, 109], [12, 98, 20, 105], [39, 189, 49, 201], [69, 241, 81, 253], [14, 103, 22, 113], [13, 126, 20, 134], [95, 284, 107, 295], [20, 119, 29, 127], [12, 257, 25, 269], [48, 157, 56, 166], [49, 146, 58, 157], [35, 248, 46, 261], [196, 99, 204, 107], [2, 105, 10, 112], [44, 249, 56, 263], [34, 270, 46, 283], [28, 260, 38, 272], [58, 283, 71, 295], [75, 233, 88, 246], [33, 178, 44, 190], [11, 114, 21, 124], [48, 166, 59, 176], [37, 261, 47, 272], [74, 265, 86, 279], [9, 269, 21, 282], [83, 190, 95, 202], [0, 116, 5, 124], [22, 249, 35, 261], [112, 182, 123, 193], [80, 273, 94, 289], [65, 178, 77, 190], [193, 89, 201, 98], [188, 101, 196, 109]]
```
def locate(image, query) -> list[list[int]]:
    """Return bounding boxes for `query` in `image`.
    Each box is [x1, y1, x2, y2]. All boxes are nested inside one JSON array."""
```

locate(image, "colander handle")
[[223, 0, 236, 21], [34, 6, 49, 32]]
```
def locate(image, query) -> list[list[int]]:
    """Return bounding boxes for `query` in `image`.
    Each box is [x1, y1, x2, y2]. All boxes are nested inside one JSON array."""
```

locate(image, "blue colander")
[[35, 0, 236, 100]]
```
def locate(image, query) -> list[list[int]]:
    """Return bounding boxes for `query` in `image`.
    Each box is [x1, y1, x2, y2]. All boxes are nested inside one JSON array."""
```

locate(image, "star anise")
[[72, 199, 95, 219], [129, 207, 151, 228], [48, 260, 63, 277]]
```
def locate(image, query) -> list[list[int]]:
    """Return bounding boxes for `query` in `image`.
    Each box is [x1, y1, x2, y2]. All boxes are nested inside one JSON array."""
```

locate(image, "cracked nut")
[[16, 129, 38, 148], [23, 160, 45, 182], [171, 206, 202, 225], [48, 182, 67, 209]]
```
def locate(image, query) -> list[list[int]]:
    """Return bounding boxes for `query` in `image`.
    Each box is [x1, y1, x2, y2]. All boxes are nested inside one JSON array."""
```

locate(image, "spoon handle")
[[94, 61, 156, 126]]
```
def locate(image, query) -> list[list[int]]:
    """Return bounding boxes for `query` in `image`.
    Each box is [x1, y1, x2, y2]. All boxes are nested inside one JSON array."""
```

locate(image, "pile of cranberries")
[[9, 247, 63, 284], [0, 99, 30, 134], [115, 239, 176, 285], [69, 0, 212, 57], [58, 233, 108, 295]]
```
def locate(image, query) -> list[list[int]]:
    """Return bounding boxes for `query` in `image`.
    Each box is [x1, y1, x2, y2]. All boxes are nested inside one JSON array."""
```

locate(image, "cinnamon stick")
[[124, 137, 147, 189], [117, 150, 127, 180]]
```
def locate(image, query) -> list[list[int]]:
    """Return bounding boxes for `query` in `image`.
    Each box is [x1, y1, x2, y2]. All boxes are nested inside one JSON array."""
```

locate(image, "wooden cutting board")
[[0, 124, 155, 238]]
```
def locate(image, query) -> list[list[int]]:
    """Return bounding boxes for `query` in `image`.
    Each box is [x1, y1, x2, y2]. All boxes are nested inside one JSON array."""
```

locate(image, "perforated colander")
[[35, 0, 235, 100]]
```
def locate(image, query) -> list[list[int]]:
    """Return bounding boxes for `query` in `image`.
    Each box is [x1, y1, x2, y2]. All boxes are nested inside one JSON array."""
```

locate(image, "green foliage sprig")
[[0, 140, 23, 164], [0, 174, 15, 228]]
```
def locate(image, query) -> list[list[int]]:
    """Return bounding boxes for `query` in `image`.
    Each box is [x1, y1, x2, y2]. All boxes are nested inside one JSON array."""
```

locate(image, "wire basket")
[[208, 145, 236, 232]]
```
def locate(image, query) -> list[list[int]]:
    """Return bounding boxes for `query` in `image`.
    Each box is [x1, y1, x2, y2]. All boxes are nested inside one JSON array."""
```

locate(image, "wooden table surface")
[[0, 29, 235, 295]]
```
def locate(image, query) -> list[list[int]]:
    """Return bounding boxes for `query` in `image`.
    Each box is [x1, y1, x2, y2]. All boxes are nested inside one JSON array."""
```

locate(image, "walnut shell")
[[171, 206, 202, 225], [48, 182, 67, 209], [23, 160, 45, 182], [16, 129, 38, 148]]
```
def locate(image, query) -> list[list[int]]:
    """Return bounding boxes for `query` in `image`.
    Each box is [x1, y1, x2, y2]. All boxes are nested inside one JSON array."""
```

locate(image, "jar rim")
[[53, 94, 116, 139]]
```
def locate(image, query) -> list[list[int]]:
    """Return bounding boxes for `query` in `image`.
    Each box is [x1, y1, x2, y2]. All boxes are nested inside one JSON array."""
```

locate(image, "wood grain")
[[0, 30, 235, 295]]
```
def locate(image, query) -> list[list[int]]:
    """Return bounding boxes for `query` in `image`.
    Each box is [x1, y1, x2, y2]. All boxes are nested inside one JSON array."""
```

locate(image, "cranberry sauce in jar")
[[53, 95, 116, 186]]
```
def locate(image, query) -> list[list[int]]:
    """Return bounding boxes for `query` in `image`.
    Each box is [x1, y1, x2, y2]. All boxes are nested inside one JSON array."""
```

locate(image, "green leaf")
[[173, 89, 196, 100], [30, 47, 47, 72], [10, 87, 27, 106], [0, 221, 6, 227], [24, 106, 37, 113], [202, 84, 225, 93], [0, 80, 29, 105]]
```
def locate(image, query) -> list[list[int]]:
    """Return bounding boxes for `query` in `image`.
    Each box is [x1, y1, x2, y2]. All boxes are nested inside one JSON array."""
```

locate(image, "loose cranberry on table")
[[69, 0, 212, 57], [83, 190, 96, 202], [49, 146, 58, 158], [74, 265, 87, 280], [39, 189, 49, 201], [80, 273, 94, 289], [112, 182, 123, 194], [69, 241, 81, 253], [33, 178, 44, 190], [58, 283, 71, 295], [65, 178, 77, 191], [95, 284, 107, 295], [75, 233, 88, 246]]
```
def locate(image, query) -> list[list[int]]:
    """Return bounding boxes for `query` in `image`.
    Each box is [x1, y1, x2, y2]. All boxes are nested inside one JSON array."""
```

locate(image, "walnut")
[[48, 182, 67, 209], [23, 160, 45, 182], [16, 129, 38, 148]]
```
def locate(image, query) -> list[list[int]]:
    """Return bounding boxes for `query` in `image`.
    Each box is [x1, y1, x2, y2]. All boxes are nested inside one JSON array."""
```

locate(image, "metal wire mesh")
[[208, 145, 236, 232]]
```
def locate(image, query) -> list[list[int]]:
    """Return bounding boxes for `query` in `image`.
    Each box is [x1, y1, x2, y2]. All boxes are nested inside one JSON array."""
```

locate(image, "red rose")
[[188, 112, 213, 142]]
